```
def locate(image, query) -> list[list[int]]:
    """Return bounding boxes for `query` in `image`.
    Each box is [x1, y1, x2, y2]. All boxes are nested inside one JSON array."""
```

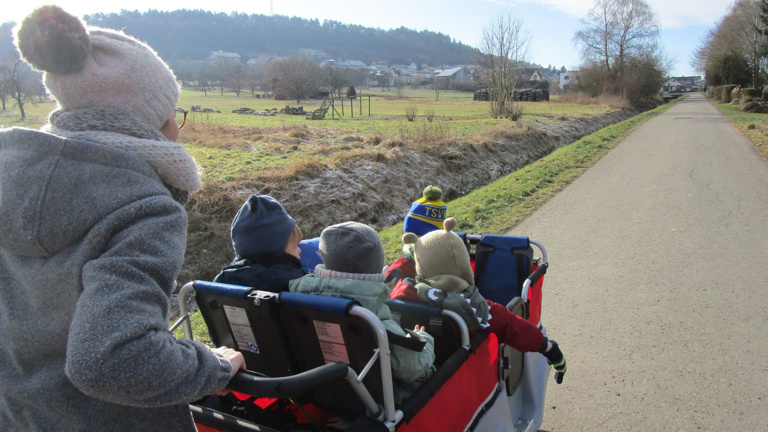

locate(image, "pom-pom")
[[443, 218, 457, 232], [402, 233, 418, 245], [15, 5, 90, 74], [422, 185, 442, 201]]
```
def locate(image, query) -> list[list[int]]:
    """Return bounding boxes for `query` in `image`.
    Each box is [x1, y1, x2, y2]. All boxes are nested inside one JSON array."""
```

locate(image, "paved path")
[[511, 94, 768, 431]]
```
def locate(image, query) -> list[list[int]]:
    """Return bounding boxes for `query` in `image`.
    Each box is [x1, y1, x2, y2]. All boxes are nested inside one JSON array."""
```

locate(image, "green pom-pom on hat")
[[423, 185, 442, 201]]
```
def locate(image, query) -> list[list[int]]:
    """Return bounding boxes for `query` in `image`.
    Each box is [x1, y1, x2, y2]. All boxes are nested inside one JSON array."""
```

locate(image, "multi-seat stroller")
[[177, 233, 553, 432]]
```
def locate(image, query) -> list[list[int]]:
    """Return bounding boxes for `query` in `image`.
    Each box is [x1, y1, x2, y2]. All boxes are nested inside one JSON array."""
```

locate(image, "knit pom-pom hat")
[[403, 217, 474, 292], [15, 5, 179, 131], [403, 185, 447, 237]]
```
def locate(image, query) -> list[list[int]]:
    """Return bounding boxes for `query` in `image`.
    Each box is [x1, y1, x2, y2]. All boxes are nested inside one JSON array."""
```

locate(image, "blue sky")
[[2, 0, 735, 77]]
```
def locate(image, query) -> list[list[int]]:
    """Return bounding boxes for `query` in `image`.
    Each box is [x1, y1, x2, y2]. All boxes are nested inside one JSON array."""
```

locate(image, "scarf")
[[45, 107, 201, 204]]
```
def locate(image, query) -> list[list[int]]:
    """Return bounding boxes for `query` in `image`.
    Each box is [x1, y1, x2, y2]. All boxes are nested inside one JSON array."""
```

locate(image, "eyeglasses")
[[177, 109, 188, 130]]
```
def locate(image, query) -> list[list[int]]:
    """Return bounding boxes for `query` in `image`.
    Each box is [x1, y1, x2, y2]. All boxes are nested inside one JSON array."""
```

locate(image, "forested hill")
[[79, 9, 479, 65]]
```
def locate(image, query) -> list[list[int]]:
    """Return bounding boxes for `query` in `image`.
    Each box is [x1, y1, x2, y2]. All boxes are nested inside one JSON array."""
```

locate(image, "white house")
[[559, 70, 580, 89], [208, 51, 241, 63], [662, 76, 702, 92]]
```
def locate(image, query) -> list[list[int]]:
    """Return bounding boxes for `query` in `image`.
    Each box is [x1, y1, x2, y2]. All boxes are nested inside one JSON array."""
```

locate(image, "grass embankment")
[[710, 101, 768, 160], [377, 99, 678, 261], [174, 98, 679, 342]]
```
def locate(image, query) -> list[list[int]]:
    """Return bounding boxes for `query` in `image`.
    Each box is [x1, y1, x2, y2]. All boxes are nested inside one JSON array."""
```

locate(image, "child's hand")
[[543, 340, 567, 384], [414, 325, 425, 332]]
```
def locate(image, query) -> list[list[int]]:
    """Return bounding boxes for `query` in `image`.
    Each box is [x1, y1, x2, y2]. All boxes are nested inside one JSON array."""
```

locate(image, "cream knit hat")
[[15, 5, 179, 130], [403, 218, 475, 291]]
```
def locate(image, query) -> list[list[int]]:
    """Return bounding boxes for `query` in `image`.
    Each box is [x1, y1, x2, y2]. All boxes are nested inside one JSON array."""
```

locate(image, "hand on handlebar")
[[213, 346, 246, 395]]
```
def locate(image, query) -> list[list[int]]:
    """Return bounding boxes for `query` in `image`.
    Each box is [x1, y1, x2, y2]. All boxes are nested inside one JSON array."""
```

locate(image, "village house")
[[559, 70, 580, 90], [662, 76, 702, 93], [208, 51, 241, 64], [435, 66, 470, 84]]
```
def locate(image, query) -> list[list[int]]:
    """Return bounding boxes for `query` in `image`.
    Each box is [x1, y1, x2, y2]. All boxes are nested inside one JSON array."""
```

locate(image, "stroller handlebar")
[[227, 361, 350, 399]]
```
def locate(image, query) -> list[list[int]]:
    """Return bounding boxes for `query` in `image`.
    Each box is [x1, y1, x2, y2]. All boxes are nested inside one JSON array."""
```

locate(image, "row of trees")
[[84, 9, 478, 66], [692, 0, 768, 88], [171, 58, 388, 102], [0, 21, 45, 120]]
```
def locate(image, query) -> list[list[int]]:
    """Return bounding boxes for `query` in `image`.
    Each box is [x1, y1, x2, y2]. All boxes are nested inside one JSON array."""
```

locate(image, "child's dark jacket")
[[214, 253, 305, 292]]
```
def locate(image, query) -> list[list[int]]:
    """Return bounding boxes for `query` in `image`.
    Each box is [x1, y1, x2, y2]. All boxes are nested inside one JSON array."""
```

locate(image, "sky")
[[1, 0, 736, 77]]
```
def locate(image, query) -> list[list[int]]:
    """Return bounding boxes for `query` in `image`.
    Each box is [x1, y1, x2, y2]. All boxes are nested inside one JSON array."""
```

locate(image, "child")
[[0, 6, 243, 431], [391, 218, 567, 384], [289, 222, 435, 395], [214, 195, 305, 291], [387, 185, 447, 280]]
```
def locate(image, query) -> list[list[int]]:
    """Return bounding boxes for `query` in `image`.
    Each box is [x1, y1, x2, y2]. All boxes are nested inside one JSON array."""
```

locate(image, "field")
[[2, 88, 618, 185]]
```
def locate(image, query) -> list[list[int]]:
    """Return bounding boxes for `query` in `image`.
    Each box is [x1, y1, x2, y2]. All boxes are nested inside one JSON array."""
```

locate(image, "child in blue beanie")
[[214, 195, 305, 291], [387, 185, 447, 281]]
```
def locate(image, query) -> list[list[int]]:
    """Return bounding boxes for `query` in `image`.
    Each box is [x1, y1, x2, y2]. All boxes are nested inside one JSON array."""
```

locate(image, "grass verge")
[[175, 98, 679, 342], [710, 101, 768, 160], [378, 98, 680, 261]]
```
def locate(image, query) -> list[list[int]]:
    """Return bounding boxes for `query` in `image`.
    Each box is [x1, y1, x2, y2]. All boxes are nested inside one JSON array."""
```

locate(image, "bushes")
[[731, 86, 741, 101], [762, 87, 768, 101], [742, 102, 768, 113], [742, 88, 759, 100], [722, 85, 737, 103], [709, 86, 722, 100]]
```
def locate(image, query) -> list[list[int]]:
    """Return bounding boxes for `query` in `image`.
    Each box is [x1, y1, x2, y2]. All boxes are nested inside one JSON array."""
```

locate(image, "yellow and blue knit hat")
[[403, 185, 447, 237]]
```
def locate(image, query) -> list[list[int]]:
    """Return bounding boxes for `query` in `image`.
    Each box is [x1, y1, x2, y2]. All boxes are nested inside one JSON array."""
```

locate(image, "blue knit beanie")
[[403, 185, 447, 237], [231, 195, 296, 258]]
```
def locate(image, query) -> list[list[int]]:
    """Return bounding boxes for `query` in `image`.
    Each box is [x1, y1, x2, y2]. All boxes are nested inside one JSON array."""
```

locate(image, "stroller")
[[176, 233, 552, 432]]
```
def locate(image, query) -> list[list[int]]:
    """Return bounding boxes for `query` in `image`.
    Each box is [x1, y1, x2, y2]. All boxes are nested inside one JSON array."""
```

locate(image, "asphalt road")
[[511, 93, 768, 431]]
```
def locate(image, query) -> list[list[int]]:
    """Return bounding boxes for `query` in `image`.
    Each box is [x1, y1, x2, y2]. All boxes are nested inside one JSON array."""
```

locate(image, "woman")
[[0, 6, 243, 431]]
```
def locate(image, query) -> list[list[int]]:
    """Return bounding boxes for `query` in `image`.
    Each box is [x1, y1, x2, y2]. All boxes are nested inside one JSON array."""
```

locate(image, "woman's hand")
[[213, 347, 246, 395]]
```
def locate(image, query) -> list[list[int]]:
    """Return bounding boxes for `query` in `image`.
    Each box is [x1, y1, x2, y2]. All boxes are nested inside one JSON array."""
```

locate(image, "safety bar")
[[177, 281, 196, 340], [348, 305, 397, 423]]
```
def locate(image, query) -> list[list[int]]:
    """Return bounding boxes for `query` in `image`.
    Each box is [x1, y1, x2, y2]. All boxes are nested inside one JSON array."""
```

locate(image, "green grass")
[[710, 100, 768, 160], [175, 88, 610, 136]]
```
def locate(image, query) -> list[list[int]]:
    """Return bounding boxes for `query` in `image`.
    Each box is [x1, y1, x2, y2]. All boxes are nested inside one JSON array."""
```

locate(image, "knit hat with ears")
[[15, 5, 179, 130], [403, 217, 474, 292], [403, 185, 447, 237]]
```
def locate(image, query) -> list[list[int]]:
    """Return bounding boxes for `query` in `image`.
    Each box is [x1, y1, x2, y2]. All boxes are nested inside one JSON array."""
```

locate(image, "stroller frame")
[[176, 234, 552, 432]]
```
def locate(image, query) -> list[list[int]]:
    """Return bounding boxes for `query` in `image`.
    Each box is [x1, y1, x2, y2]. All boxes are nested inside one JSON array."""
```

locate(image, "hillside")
[[77, 10, 480, 66]]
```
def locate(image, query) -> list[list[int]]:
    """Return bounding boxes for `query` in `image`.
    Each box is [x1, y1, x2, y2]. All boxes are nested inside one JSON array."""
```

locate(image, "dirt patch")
[[180, 108, 638, 283]]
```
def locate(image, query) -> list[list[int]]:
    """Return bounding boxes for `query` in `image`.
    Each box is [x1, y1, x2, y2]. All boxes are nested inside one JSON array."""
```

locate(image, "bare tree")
[[228, 63, 244, 97], [573, 0, 667, 103], [323, 64, 348, 98], [265, 57, 322, 103], [478, 11, 532, 119], [1, 53, 41, 120], [574, 0, 659, 79]]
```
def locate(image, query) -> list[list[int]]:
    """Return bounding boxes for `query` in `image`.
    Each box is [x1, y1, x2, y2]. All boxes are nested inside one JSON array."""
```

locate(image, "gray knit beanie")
[[15, 5, 179, 130], [318, 222, 385, 275]]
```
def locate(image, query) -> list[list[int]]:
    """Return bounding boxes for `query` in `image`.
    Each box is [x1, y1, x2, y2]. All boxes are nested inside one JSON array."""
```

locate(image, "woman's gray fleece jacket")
[[0, 126, 232, 431]]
